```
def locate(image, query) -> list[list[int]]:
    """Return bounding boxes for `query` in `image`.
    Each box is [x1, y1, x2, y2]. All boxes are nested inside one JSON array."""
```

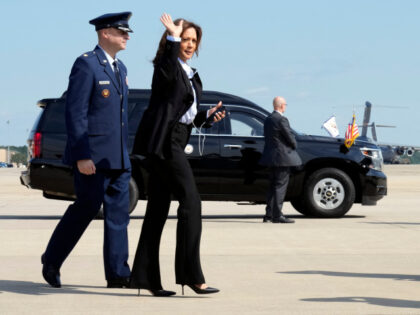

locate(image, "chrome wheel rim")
[[313, 178, 345, 210]]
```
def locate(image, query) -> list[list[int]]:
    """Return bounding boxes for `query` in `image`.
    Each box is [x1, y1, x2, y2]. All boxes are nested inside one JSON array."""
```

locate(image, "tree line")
[[0, 145, 28, 165]]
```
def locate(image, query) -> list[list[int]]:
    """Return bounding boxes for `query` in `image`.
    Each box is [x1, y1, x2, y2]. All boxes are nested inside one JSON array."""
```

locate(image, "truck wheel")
[[303, 168, 355, 218], [96, 177, 139, 219], [290, 198, 312, 216]]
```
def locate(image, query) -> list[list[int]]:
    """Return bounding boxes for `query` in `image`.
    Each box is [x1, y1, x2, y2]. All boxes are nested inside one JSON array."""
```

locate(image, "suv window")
[[191, 105, 219, 135], [227, 111, 264, 136], [30, 109, 43, 133], [41, 101, 66, 133], [128, 100, 148, 134], [39, 98, 149, 135]]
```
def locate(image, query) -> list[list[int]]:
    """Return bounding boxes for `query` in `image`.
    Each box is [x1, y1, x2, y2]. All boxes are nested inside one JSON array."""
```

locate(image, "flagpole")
[[6, 120, 10, 164]]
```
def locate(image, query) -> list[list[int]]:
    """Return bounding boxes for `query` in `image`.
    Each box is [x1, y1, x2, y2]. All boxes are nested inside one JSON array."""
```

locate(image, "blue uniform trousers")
[[43, 168, 131, 280]]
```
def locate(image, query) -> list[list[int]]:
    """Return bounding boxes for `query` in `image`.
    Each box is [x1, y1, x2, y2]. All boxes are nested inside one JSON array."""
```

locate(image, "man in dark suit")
[[259, 96, 302, 223], [41, 12, 133, 288]]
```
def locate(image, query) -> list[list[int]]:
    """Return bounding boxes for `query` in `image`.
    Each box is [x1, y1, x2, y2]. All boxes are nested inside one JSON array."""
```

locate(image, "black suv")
[[21, 89, 387, 218]]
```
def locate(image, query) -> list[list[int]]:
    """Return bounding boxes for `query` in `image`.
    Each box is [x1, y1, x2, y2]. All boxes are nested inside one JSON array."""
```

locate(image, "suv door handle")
[[224, 144, 243, 149]]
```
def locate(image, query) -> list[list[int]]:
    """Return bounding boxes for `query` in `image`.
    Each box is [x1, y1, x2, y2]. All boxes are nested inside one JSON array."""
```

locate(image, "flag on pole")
[[322, 115, 339, 138], [344, 114, 360, 149]]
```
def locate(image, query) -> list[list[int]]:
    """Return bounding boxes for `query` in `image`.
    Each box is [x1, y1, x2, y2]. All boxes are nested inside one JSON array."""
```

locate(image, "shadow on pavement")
[[0, 215, 266, 221], [202, 214, 365, 224], [301, 296, 420, 309], [0, 280, 205, 298], [279, 270, 420, 281], [0, 214, 365, 220], [0, 216, 63, 220], [361, 222, 420, 225], [0, 280, 130, 296]]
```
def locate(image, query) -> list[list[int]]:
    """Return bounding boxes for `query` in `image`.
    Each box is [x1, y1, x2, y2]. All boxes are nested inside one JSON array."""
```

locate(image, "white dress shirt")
[[178, 58, 198, 125], [98, 45, 118, 72]]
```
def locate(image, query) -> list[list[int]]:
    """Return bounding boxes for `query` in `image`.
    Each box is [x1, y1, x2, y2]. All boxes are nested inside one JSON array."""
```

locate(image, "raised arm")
[[154, 14, 184, 83]]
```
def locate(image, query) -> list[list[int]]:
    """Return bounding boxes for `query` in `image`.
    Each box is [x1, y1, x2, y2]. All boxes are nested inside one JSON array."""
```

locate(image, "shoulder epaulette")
[[81, 51, 96, 58]]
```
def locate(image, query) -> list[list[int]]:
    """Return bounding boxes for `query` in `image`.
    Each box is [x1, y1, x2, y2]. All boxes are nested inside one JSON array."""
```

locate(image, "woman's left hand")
[[208, 101, 226, 122]]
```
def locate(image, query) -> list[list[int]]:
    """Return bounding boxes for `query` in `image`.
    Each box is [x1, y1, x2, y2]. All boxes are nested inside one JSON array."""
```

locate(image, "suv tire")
[[303, 168, 355, 218], [96, 176, 139, 219]]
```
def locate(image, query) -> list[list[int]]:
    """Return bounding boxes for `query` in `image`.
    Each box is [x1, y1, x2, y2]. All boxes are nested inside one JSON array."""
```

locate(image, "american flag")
[[344, 114, 360, 149]]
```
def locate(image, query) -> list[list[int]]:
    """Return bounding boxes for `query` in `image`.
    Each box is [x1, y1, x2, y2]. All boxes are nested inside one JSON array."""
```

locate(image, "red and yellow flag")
[[344, 114, 360, 149]]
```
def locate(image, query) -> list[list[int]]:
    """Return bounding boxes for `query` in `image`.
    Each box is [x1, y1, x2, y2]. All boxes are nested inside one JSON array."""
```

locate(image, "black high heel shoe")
[[182, 284, 220, 295], [137, 289, 176, 297]]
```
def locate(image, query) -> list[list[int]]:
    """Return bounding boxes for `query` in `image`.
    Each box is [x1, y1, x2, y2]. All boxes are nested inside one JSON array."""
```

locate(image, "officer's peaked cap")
[[89, 12, 133, 33]]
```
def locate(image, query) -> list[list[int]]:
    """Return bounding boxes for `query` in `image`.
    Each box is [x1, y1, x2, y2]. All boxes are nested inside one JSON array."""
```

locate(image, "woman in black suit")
[[130, 13, 224, 297]]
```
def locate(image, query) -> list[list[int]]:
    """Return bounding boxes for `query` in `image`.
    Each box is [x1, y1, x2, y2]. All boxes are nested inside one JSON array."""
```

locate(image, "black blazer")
[[133, 40, 209, 159], [259, 111, 302, 167]]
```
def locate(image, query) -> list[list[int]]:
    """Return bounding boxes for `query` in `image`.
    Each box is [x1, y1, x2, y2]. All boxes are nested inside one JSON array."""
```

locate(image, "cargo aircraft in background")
[[358, 101, 420, 164]]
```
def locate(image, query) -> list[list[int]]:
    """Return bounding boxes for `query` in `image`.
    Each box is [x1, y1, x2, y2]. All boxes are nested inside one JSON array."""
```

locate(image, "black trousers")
[[265, 166, 290, 219], [43, 168, 131, 280], [130, 123, 205, 289]]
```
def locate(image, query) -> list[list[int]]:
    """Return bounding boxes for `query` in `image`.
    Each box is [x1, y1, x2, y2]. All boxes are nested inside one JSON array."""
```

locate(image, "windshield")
[[292, 128, 306, 136]]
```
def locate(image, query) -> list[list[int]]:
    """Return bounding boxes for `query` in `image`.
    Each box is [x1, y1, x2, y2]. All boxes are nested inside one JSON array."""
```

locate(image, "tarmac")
[[0, 165, 419, 315]]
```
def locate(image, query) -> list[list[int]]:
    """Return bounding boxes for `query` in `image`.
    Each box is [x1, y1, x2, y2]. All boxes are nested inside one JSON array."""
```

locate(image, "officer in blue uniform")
[[41, 12, 133, 288]]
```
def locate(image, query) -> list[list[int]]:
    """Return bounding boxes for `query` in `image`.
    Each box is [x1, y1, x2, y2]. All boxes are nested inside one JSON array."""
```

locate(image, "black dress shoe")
[[272, 216, 295, 223], [262, 216, 272, 223], [107, 277, 130, 288], [41, 254, 61, 288], [182, 284, 220, 295]]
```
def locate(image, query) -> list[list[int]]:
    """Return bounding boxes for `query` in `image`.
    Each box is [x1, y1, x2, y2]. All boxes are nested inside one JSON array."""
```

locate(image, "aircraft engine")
[[406, 147, 415, 156]]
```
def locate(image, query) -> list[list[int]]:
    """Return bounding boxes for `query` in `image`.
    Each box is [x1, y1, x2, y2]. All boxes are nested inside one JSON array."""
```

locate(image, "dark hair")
[[153, 18, 202, 65]]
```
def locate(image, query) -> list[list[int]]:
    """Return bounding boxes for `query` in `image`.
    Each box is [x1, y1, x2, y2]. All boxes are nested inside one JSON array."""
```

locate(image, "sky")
[[1, 0, 420, 147]]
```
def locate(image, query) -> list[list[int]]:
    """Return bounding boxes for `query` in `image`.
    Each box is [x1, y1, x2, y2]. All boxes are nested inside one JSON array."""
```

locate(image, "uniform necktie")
[[113, 61, 121, 88]]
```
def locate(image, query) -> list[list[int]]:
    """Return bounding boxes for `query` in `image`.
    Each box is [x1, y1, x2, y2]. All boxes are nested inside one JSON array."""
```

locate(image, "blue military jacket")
[[63, 45, 131, 170]]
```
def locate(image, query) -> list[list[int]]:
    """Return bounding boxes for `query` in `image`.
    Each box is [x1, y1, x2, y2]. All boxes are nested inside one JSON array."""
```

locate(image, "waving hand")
[[160, 13, 183, 37]]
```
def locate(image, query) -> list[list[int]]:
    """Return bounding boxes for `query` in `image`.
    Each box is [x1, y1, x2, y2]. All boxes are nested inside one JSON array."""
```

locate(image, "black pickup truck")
[[21, 89, 387, 218]]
